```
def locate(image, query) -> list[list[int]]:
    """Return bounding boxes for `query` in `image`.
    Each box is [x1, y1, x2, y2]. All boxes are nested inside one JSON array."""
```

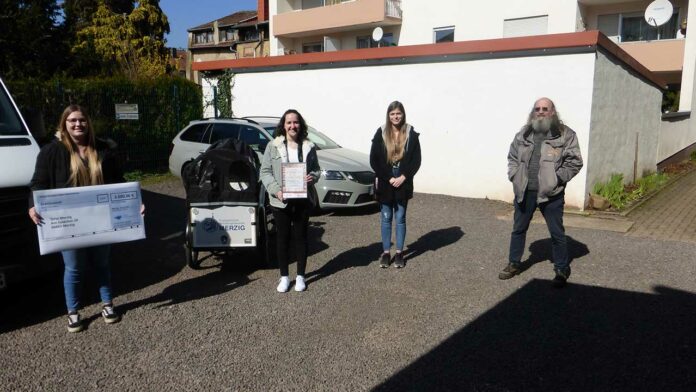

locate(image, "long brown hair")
[[56, 105, 104, 186], [383, 101, 407, 164], [274, 109, 309, 141]]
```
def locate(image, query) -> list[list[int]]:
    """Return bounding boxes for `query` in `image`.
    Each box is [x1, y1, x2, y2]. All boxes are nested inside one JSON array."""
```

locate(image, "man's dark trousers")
[[509, 190, 568, 271]]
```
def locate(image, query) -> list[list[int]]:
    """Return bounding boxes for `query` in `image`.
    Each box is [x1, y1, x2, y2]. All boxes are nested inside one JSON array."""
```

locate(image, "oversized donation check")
[[33, 182, 145, 255]]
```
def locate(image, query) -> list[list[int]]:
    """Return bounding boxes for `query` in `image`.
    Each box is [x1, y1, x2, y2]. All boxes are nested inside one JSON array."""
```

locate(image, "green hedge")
[[7, 76, 203, 171]]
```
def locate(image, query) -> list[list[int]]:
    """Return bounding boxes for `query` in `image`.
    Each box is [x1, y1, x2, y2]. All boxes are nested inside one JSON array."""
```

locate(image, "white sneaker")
[[295, 275, 306, 292], [277, 276, 290, 293]]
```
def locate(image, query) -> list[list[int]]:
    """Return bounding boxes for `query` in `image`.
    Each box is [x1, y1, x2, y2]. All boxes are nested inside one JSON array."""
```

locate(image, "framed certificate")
[[281, 162, 307, 199]]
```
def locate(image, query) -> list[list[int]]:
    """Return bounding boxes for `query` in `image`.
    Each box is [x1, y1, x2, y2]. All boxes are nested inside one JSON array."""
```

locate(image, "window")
[[210, 123, 241, 144], [0, 88, 25, 136], [180, 124, 210, 143], [433, 26, 454, 43], [356, 33, 394, 48], [503, 15, 548, 38], [242, 29, 259, 41], [598, 10, 680, 42], [302, 0, 323, 9], [220, 29, 238, 42], [194, 31, 213, 44], [302, 42, 324, 53], [238, 126, 270, 152]]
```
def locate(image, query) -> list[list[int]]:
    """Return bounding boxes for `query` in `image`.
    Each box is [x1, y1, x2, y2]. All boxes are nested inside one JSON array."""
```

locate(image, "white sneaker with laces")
[[295, 275, 306, 292], [277, 276, 290, 293]]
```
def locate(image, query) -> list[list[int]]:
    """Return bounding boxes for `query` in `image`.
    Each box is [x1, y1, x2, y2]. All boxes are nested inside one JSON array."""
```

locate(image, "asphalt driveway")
[[1, 179, 694, 391]]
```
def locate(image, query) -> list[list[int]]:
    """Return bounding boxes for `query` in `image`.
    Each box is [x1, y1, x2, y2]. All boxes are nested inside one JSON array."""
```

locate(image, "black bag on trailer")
[[182, 138, 260, 204]]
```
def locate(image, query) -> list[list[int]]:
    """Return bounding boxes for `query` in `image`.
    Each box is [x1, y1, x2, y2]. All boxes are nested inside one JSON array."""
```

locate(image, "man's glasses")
[[66, 119, 87, 123], [533, 107, 551, 113]]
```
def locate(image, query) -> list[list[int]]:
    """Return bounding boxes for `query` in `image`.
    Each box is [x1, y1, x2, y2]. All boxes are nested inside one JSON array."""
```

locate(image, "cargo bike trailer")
[[182, 139, 274, 269]]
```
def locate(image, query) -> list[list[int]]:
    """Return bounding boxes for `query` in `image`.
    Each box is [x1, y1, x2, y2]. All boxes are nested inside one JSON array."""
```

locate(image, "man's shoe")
[[498, 263, 521, 280], [277, 276, 290, 293], [552, 268, 570, 288], [101, 304, 121, 324], [379, 253, 390, 268], [295, 275, 306, 292], [67, 312, 84, 333], [393, 252, 405, 268]]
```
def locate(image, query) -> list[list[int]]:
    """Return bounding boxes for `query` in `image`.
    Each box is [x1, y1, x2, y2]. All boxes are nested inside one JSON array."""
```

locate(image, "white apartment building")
[[270, 0, 692, 106]]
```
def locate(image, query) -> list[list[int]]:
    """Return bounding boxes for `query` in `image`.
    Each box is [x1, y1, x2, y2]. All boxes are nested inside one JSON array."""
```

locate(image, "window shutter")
[[503, 15, 549, 38]]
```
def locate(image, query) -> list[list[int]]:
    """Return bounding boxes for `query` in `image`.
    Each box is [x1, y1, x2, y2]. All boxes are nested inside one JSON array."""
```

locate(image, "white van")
[[0, 77, 51, 290]]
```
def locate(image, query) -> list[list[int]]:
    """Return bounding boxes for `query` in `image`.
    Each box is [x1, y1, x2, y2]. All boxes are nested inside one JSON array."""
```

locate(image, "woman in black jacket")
[[28, 105, 134, 333], [369, 101, 421, 268]]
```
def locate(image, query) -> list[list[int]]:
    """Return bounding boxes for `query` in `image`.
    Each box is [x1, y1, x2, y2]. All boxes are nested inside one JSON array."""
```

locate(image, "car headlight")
[[322, 170, 345, 180]]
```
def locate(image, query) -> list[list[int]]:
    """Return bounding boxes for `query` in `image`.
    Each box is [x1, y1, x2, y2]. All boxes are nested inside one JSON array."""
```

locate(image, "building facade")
[[189, 1, 696, 207], [187, 4, 270, 83], [269, 0, 691, 106]]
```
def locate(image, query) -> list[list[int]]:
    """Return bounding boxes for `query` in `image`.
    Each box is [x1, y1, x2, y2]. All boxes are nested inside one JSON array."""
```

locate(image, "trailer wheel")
[[185, 244, 201, 269], [185, 213, 202, 269]]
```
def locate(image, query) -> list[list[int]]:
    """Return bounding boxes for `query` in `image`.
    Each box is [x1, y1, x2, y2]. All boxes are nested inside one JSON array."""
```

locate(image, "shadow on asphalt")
[[403, 226, 465, 264], [114, 258, 258, 318], [0, 190, 188, 334], [373, 281, 696, 391], [516, 236, 590, 274], [307, 226, 464, 284]]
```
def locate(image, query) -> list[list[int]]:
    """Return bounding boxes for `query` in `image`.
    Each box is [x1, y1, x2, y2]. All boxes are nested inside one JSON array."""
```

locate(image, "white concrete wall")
[[586, 50, 662, 190], [230, 53, 597, 208], [659, 116, 694, 162]]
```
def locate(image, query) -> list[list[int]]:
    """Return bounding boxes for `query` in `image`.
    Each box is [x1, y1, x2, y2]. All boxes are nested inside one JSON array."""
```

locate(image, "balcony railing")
[[308, 0, 401, 18]]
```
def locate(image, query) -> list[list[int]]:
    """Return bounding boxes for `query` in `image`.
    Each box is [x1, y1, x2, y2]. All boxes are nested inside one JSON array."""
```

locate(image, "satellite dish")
[[645, 0, 674, 27], [372, 27, 384, 42]]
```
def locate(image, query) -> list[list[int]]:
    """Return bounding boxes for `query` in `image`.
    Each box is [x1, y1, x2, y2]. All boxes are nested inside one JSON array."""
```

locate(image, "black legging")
[[272, 201, 309, 276]]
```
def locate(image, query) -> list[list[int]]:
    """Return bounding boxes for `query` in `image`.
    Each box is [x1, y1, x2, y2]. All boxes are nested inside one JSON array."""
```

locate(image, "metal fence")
[[8, 78, 203, 172]]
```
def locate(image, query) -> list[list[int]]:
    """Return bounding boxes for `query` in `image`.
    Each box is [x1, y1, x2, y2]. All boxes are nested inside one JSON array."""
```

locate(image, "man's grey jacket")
[[507, 124, 583, 203]]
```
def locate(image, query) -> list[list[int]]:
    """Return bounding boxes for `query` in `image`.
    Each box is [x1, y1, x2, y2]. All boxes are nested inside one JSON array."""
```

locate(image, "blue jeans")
[[381, 201, 407, 252], [61, 245, 113, 313], [509, 190, 568, 271]]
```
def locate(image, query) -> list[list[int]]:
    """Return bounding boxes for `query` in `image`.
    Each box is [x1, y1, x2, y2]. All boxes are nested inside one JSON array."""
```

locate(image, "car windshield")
[[307, 127, 340, 150], [0, 83, 27, 136], [263, 126, 340, 151]]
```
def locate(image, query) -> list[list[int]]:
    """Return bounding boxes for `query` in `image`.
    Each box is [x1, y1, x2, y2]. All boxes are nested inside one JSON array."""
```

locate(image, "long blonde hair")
[[383, 101, 408, 164], [56, 105, 104, 186]]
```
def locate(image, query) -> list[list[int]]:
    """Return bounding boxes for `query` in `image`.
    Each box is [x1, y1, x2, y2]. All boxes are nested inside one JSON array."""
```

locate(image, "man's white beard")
[[531, 117, 552, 133]]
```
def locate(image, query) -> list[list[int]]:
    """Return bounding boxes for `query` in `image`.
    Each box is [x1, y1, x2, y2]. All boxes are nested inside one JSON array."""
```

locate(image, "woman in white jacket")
[[260, 109, 321, 292]]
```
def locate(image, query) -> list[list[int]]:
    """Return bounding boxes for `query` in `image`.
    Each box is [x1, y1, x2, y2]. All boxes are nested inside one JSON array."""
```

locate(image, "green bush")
[[6, 76, 203, 171], [593, 172, 669, 210], [632, 172, 668, 200], [593, 173, 627, 209]]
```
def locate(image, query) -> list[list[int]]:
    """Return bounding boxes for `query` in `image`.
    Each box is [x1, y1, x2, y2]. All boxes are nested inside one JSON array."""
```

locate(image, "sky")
[[160, 0, 259, 49]]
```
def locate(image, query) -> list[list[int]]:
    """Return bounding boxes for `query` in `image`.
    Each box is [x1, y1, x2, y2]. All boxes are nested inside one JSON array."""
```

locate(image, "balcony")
[[618, 39, 684, 83], [274, 0, 402, 38]]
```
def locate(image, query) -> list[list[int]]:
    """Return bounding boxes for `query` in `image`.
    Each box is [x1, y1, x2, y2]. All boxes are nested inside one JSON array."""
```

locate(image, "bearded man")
[[499, 97, 583, 287]]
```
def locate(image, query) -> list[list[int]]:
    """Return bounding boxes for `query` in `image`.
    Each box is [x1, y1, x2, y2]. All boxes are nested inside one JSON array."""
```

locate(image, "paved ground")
[[627, 168, 696, 242], [1, 179, 695, 391]]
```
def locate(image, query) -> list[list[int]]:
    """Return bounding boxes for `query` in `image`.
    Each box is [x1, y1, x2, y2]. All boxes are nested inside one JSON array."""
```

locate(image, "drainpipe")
[[254, 26, 264, 58]]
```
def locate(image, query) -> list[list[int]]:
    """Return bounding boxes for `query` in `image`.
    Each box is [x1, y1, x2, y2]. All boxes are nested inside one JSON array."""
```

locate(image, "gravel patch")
[[1, 179, 695, 391]]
